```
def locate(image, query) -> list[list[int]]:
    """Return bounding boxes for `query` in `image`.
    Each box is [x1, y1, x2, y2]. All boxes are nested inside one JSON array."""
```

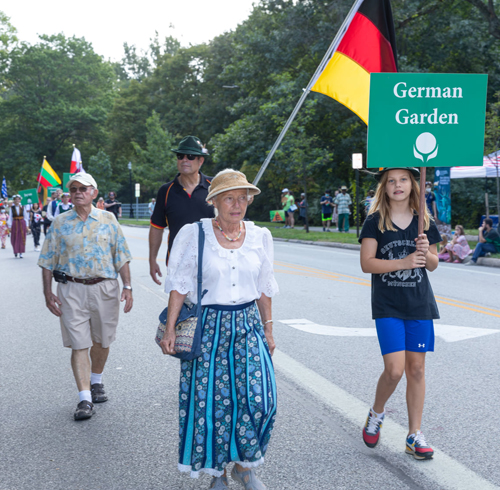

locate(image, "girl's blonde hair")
[[455, 224, 464, 236], [368, 170, 431, 232]]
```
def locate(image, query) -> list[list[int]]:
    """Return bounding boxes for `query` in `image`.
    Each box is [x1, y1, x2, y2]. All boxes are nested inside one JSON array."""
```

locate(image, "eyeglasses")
[[176, 153, 197, 161], [69, 186, 91, 194]]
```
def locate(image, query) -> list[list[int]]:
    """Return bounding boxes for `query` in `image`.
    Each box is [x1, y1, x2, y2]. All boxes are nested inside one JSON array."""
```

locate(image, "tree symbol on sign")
[[414, 132, 438, 163]]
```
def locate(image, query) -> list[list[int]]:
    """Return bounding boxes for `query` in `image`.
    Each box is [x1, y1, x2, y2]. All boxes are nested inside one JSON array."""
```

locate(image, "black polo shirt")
[[151, 172, 214, 263]]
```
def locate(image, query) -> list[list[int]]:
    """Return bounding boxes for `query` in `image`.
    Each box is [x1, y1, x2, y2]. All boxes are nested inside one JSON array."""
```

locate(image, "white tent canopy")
[[450, 154, 500, 179]]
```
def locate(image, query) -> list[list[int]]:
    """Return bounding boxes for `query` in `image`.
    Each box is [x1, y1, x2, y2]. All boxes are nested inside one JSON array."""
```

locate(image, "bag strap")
[[196, 221, 205, 314]]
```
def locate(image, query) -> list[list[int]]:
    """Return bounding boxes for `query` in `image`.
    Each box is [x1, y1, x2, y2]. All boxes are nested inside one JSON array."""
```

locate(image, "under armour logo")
[[419, 344, 425, 348]]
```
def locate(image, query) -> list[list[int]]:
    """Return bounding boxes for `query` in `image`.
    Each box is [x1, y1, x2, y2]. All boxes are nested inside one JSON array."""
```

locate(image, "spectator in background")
[[104, 191, 122, 220], [320, 190, 334, 232], [281, 188, 295, 229], [466, 217, 500, 265], [298, 193, 308, 229], [425, 181, 438, 220], [148, 198, 156, 217], [444, 225, 471, 263], [364, 190, 375, 216], [334, 186, 352, 232], [42, 197, 52, 235], [96, 197, 105, 210]]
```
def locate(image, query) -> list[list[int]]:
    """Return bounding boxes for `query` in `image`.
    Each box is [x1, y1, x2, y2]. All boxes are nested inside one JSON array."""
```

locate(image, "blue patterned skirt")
[[178, 301, 277, 478]]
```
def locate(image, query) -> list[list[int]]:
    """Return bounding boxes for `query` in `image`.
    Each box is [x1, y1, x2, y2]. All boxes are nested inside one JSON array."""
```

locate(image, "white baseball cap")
[[282, 188, 289, 193], [67, 173, 98, 189]]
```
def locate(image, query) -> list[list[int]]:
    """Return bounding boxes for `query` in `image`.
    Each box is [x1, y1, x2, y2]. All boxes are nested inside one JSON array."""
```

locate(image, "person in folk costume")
[[30, 202, 43, 252], [0, 206, 9, 249], [7, 195, 30, 258], [54, 193, 74, 217], [359, 168, 441, 461]]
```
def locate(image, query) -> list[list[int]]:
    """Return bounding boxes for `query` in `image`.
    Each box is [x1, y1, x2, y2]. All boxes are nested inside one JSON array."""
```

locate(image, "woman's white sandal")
[[209, 476, 229, 489], [231, 466, 267, 490]]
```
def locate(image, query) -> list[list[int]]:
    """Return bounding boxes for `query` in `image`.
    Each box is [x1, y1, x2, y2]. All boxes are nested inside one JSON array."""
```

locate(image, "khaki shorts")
[[57, 279, 120, 350]]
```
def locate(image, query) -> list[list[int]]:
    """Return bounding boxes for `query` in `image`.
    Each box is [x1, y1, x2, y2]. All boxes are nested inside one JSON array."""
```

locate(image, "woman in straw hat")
[[160, 169, 278, 490]]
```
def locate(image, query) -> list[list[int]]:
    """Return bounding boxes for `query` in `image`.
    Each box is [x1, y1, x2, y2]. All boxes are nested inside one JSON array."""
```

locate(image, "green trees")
[[1, 1, 500, 224], [0, 33, 115, 189]]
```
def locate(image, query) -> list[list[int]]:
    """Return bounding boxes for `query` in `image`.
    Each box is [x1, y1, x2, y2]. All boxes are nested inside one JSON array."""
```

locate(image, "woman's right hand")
[[404, 251, 427, 269], [160, 328, 176, 356]]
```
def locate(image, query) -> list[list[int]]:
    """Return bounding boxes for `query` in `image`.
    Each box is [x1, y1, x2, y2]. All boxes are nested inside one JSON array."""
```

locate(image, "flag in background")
[[1, 176, 7, 198], [37, 159, 62, 189], [311, 0, 398, 124], [70, 147, 85, 173]]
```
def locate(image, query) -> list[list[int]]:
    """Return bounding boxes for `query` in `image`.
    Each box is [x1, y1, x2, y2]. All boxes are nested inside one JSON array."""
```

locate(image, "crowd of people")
[[0, 187, 123, 258], [2, 135, 500, 490]]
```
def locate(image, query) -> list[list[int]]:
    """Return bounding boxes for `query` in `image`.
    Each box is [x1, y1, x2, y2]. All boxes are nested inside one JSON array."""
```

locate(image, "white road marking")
[[280, 319, 500, 343], [273, 349, 499, 490]]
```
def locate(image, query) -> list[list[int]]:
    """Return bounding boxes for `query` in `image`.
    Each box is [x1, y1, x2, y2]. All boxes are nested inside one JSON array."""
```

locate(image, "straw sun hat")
[[206, 169, 261, 202]]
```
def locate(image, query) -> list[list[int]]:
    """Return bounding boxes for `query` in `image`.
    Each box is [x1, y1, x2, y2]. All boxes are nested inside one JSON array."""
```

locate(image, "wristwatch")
[[123, 285, 132, 291]]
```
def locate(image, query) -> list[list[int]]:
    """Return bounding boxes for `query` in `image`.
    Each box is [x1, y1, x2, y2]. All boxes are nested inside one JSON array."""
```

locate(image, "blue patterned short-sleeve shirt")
[[38, 206, 132, 279]]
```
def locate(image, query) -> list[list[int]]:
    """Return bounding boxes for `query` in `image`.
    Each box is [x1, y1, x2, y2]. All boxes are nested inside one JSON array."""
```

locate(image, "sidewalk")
[[273, 235, 500, 268]]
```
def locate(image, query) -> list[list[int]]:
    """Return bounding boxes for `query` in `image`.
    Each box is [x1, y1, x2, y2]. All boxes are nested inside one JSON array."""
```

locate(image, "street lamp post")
[[128, 162, 134, 219]]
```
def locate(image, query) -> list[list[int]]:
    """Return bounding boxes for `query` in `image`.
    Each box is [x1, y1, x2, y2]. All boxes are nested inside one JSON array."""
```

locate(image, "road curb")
[[273, 237, 500, 267]]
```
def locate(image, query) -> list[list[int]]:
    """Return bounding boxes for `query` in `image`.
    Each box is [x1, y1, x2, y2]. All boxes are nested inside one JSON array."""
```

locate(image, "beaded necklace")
[[214, 219, 243, 242]]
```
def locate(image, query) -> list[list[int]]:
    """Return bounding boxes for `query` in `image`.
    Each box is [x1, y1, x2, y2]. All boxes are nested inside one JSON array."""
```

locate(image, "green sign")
[[367, 73, 488, 168], [63, 172, 76, 189], [48, 186, 62, 193], [18, 188, 39, 206]]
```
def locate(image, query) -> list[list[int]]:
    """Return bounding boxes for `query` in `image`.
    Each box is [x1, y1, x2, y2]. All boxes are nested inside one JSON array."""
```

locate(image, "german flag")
[[311, 0, 397, 124]]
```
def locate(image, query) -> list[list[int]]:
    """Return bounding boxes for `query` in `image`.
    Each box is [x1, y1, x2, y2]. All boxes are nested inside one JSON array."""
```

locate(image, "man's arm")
[[118, 203, 122, 218], [479, 227, 486, 243], [118, 262, 133, 313], [42, 268, 62, 317], [149, 226, 165, 285]]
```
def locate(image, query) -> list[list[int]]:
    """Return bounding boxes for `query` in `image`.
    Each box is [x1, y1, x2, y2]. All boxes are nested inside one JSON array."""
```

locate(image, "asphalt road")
[[1, 225, 499, 490]]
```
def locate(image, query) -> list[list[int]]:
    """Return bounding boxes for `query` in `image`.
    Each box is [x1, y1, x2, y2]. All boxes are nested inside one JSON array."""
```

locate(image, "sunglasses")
[[69, 186, 91, 194], [176, 153, 197, 161]]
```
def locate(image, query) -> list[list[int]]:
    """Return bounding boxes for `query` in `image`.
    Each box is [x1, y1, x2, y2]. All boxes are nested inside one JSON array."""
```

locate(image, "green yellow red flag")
[[311, 0, 398, 124], [37, 159, 62, 189]]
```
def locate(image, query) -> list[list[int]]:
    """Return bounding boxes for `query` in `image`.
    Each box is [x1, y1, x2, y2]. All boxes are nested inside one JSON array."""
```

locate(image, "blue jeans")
[[472, 242, 497, 262]]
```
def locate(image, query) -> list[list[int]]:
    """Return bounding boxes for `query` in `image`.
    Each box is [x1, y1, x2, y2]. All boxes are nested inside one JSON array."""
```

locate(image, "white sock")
[[371, 407, 385, 419], [79, 390, 92, 403], [90, 372, 103, 385]]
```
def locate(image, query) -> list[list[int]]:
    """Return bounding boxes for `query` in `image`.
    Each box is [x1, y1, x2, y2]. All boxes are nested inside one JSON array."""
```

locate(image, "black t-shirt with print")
[[359, 212, 442, 320]]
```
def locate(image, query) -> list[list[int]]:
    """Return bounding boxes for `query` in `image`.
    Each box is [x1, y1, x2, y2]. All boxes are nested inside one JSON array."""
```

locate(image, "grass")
[[254, 221, 361, 245], [118, 218, 500, 258], [119, 218, 150, 227]]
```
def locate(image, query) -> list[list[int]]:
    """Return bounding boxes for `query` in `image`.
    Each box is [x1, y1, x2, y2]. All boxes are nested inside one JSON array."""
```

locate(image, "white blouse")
[[165, 218, 279, 305]]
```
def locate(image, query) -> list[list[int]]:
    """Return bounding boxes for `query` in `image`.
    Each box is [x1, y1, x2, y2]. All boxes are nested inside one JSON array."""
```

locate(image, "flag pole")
[[418, 167, 427, 236], [36, 156, 45, 193], [252, 0, 365, 186]]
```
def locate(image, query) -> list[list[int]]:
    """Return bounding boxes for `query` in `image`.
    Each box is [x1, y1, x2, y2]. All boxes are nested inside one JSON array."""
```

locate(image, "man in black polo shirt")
[[149, 135, 214, 284], [104, 191, 122, 220]]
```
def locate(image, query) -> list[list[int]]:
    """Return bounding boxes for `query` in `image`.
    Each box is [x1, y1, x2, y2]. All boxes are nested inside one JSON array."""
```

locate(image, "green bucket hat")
[[170, 135, 209, 157]]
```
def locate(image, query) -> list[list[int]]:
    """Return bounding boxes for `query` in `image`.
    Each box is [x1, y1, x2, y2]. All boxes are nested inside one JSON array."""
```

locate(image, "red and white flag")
[[70, 147, 85, 174]]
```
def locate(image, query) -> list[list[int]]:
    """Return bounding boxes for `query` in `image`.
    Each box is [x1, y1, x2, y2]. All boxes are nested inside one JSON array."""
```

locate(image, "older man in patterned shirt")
[[38, 173, 133, 421]]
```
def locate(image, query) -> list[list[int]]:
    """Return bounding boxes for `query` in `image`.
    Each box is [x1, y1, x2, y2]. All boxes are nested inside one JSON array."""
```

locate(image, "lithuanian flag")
[[311, 0, 398, 124], [37, 159, 62, 188]]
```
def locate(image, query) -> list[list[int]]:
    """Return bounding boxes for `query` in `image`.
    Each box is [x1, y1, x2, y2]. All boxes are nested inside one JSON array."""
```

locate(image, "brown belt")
[[66, 275, 108, 285]]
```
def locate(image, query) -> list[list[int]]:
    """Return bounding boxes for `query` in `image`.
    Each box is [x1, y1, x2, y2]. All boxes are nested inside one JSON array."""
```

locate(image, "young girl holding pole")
[[359, 167, 441, 460]]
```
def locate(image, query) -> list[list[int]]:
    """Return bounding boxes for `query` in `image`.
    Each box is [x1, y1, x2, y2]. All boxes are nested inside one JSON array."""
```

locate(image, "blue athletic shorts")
[[375, 318, 435, 356]]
